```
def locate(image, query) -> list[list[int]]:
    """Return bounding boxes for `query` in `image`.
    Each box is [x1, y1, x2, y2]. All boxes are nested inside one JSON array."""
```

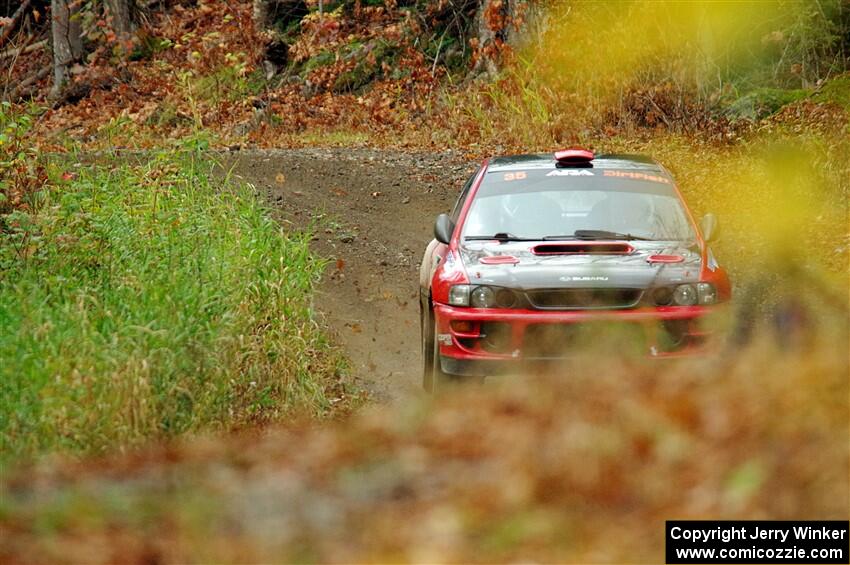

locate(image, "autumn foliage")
[[0, 0, 846, 153], [1, 336, 846, 563], [0, 2, 848, 562]]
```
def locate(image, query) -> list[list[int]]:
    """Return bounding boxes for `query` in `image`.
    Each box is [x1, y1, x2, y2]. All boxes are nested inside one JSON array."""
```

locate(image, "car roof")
[[488, 153, 669, 175]]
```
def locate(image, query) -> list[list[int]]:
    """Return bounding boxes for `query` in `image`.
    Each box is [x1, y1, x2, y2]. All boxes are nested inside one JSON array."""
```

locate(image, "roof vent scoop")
[[533, 242, 633, 255], [555, 148, 594, 167]]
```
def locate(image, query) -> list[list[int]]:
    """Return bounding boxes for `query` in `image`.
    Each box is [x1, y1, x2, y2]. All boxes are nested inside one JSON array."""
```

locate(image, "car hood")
[[460, 240, 703, 289]]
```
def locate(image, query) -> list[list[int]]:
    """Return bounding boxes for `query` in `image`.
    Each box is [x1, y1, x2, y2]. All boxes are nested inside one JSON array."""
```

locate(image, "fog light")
[[481, 322, 512, 353], [673, 284, 697, 306], [451, 320, 477, 334]]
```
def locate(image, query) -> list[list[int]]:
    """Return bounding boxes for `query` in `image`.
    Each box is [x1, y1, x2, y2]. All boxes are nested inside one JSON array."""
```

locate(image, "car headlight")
[[652, 287, 674, 306], [696, 282, 717, 305], [448, 285, 471, 306], [471, 286, 496, 308], [448, 285, 515, 308], [495, 288, 517, 308], [672, 284, 698, 306], [654, 283, 718, 306]]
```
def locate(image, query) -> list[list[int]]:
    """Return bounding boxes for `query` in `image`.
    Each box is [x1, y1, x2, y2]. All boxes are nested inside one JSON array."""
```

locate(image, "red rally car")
[[418, 149, 731, 391]]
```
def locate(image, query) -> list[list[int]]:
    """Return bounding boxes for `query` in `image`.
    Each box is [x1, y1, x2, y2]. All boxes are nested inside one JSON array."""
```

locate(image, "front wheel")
[[431, 319, 464, 393], [421, 305, 435, 391], [422, 310, 461, 393]]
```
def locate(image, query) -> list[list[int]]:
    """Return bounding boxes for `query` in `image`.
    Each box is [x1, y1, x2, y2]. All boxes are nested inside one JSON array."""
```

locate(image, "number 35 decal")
[[503, 171, 527, 181]]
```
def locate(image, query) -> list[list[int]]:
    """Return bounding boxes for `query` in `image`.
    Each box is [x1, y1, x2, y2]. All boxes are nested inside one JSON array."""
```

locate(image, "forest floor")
[[219, 148, 476, 401]]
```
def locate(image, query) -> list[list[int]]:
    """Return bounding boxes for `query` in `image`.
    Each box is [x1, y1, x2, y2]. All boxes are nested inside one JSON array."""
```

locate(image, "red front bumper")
[[434, 303, 720, 375]]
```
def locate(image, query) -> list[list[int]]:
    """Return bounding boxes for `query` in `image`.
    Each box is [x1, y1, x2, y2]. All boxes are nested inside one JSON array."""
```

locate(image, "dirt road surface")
[[222, 149, 476, 401]]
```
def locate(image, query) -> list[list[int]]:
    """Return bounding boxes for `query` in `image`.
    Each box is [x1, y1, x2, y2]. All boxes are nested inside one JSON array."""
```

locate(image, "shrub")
[[0, 103, 45, 228]]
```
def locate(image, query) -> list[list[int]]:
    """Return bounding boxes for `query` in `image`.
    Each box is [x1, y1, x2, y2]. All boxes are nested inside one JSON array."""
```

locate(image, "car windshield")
[[462, 169, 696, 241]]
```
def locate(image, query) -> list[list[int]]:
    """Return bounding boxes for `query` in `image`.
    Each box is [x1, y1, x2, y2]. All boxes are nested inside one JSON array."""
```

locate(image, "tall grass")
[[0, 152, 351, 461]]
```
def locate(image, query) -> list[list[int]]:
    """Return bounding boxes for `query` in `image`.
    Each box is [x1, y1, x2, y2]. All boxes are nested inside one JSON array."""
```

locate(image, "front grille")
[[525, 288, 642, 310], [524, 322, 647, 359]]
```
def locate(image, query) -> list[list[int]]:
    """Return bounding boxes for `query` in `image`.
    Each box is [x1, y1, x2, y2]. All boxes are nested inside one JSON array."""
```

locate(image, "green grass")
[[294, 129, 371, 146], [192, 65, 262, 104], [725, 87, 812, 120], [0, 152, 352, 461], [814, 72, 850, 109]]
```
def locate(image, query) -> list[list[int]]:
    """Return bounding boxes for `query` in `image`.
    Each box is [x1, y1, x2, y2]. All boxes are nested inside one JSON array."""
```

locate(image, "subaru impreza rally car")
[[419, 149, 731, 391]]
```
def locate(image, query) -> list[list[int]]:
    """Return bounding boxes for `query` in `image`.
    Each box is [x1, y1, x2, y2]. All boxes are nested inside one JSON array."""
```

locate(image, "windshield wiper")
[[544, 230, 654, 241], [464, 232, 538, 242]]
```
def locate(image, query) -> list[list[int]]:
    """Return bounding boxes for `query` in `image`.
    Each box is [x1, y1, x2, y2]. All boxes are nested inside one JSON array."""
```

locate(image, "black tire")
[[421, 304, 435, 391], [429, 319, 463, 393], [422, 305, 484, 393]]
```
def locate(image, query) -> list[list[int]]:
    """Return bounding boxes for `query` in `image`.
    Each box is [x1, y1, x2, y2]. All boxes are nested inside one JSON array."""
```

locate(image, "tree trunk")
[[471, 0, 528, 78], [50, 0, 83, 99], [253, 0, 272, 32], [105, 0, 137, 39]]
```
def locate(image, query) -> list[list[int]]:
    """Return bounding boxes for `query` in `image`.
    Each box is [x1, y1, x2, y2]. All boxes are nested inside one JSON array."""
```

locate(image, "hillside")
[[1, 2, 848, 563], [1, 0, 848, 152]]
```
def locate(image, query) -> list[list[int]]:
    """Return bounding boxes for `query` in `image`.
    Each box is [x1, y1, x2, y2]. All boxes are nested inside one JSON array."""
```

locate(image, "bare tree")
[[105, 0, 137, 40], [471, 0, 528, 78], [50, 0, 83, 99], [253, 0, 273, 32]]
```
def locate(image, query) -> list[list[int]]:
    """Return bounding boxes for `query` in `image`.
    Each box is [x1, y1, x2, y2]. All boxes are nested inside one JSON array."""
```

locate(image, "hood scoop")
[[532, 242, 634, 255], [479, 255, 520, 265], [647, 254, 685, 264]]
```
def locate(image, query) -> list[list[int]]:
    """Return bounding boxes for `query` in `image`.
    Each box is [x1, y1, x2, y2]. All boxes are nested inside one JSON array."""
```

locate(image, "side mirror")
[[701, 213, 719, 242], [434, 213, 455, 245]]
